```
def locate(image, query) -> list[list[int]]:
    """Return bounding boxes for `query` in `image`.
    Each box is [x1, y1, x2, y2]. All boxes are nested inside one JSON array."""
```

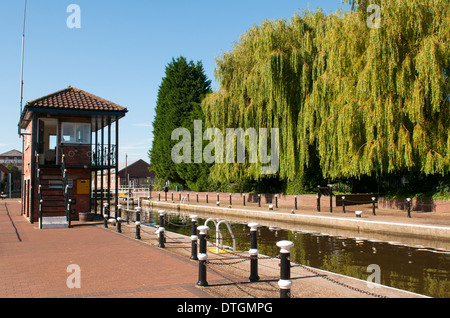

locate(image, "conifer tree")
[[149, 57, 211, 188]]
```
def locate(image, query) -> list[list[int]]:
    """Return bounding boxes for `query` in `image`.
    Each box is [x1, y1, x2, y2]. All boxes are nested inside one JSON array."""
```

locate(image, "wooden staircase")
[[37, 165, 69, 229]]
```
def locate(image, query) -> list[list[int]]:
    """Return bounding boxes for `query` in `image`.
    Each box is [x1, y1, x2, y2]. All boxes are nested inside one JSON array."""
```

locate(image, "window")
[[62, 123, 91, 144]]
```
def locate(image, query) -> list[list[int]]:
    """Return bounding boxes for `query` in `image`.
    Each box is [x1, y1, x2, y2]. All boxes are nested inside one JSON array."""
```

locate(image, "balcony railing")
[[59, 144, 116, 168], [91, 144, 117, 167]]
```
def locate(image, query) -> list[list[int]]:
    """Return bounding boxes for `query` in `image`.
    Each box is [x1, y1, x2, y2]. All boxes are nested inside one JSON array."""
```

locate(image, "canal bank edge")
[[146, 201, 450, 243]]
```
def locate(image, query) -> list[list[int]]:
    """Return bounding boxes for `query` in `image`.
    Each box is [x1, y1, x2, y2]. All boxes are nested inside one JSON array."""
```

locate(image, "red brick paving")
[[0, 200, 218, 298]]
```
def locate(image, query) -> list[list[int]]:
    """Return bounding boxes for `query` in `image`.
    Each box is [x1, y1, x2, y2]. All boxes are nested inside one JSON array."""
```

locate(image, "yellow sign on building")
[[77, 179, 90, 195]]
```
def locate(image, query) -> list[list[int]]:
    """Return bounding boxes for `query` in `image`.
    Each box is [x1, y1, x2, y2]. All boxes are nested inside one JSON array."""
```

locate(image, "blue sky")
[[0, 0, 350, 164]]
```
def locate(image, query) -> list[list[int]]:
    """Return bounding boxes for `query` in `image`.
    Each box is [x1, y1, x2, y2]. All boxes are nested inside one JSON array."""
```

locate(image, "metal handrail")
[[61, 153, 72, 228], [36, 153, 43, 229]]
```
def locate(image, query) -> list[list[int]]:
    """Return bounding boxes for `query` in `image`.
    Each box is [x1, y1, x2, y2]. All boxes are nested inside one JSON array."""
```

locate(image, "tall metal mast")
[[19, 0, 28, 117]]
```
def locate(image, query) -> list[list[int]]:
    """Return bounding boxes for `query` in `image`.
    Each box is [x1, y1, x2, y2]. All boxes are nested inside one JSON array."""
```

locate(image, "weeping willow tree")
[[202, 0, 449, 191]]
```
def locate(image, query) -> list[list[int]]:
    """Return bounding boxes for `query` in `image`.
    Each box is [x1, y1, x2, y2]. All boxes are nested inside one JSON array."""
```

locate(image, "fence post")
[[190, 215, 199, 260], [372, 197, 377, 216], [197, 225, 210, 286], [407, 198, 412, 218], [158, 210, 166, 248], [277, 240, 294, 298], [342, 196, 346, 213], [248, 223, 260, 282]]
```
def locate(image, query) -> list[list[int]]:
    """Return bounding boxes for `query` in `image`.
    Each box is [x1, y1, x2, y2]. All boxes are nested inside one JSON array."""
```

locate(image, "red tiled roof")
[[26, 86, 127, 112]]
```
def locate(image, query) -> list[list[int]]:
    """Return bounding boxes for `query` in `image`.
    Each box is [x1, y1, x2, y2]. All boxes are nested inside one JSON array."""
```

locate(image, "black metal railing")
[[91, 144, 116, 167]]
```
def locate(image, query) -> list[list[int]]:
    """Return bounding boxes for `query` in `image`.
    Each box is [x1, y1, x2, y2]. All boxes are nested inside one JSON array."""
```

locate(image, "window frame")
[[61, 122, 91, 145]]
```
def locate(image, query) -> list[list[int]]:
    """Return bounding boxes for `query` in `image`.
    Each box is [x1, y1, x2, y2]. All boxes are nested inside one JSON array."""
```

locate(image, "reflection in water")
[[136, 208, 449, 298]]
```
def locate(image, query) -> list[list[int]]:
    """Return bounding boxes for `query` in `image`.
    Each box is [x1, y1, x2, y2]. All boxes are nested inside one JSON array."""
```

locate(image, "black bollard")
[[248, 223, 260, 282], [135, 221, 141, 240], [117, 204, 123, 221], [294, 195, 297, 210], [342, 196, 346, 213], [229, 193, 232, 206], [196, 193, 199, 203], [407, 198, 412, 218], [317, 194, 321, 212], [158, 192, 160, 201], [197, 226, 210, 286], [277, 240, 294, 298], [116, 217, 122, 233], [158, 210, 166, 248], [206, 193, 208, 204], [243, 193, 246, 206], [275, 195, 278, 209], [103, 203, 109, 228], [136, 207, 141, 223], [190, 215, 198, 260], [372, 197, 377, 216], [258, 194, 261, 207]]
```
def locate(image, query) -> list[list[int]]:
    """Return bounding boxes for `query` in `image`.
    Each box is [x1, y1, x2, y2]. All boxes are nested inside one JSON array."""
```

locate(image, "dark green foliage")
[[149, 56, 211, 189]]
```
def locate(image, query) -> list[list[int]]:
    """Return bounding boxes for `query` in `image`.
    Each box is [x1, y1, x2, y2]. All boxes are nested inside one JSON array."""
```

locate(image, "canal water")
[[138, 208, 450, 298]]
